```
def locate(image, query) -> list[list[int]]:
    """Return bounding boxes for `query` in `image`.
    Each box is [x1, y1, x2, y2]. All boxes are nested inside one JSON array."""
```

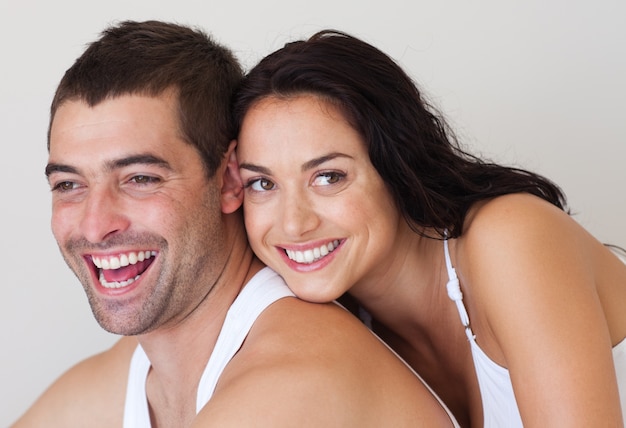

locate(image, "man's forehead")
[[46, 95, 201, 182], [50, 95, 182, 154], [53, 94, 177, 129]]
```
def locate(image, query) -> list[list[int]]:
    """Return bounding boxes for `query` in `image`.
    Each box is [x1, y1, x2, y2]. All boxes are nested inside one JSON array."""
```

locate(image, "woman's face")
[[237, 94, 402, 302]]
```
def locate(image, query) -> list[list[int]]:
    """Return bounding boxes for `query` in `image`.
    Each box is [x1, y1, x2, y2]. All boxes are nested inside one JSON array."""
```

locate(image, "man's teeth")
[[92, 251, 156, 289], [286, 240, 340, 264], [92, 251, 156, 270], [99, 272, 140, 289]]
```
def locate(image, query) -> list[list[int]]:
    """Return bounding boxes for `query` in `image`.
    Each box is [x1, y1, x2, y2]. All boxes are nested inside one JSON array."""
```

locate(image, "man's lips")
[[90, 250, 157, 289]]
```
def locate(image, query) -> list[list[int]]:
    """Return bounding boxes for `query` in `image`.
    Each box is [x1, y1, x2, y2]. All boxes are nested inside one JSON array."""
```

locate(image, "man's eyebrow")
[[110, 154, 171, 170], [45, 163, 77, 178], [239, 153, 352, 175], [45, 154, 172, 178]]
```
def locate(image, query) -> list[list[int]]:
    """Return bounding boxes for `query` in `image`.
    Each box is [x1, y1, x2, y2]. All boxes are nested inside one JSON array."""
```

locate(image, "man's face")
[[47, 93, 228, 335]]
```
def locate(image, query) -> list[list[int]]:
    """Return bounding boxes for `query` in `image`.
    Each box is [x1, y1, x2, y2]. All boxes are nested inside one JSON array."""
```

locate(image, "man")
[[13, 21, 456, 427]]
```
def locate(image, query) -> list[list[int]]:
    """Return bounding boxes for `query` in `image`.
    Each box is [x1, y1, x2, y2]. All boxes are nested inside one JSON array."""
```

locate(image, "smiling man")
[[11, 20, 457, 427]]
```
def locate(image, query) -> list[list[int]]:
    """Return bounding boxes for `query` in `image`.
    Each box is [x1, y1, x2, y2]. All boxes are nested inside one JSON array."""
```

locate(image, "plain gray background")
[[2, 0, 624, 424]]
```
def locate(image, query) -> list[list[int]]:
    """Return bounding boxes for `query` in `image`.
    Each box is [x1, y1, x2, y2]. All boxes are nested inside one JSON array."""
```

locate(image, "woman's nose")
[[280, 192, 321, 237]]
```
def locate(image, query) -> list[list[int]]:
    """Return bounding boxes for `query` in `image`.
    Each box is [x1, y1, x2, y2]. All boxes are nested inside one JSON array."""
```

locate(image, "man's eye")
[[313, 171, 344, 186], [248, 178, 275, 192], [52, 181, 78, 192], [130, 175, 159, 185]]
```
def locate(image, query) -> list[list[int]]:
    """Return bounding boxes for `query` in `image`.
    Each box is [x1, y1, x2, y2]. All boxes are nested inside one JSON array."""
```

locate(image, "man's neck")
[[135, 234, 263, 426]]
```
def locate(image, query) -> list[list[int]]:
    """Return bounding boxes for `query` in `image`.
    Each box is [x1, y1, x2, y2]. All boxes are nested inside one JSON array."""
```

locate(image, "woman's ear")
[[221, 140, 244, 214]]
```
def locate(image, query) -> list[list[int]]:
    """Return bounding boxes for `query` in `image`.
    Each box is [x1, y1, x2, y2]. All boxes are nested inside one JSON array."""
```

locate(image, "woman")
[[233, 30, 626, 427]]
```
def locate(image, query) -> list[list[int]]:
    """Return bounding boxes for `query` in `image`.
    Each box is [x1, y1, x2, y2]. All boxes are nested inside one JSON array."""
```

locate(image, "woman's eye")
[[313, 171, 344, 186], [248, 178, 275, 192]]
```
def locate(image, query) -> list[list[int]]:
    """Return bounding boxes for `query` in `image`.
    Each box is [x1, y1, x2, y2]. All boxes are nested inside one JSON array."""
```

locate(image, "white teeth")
[[286, 240, 340, 264], [313, 247, 321, 259], [98, 271, 141, 289], [92, 251, 156, 270], [92, 251, 157, 289], [320, 245, 329, 256]]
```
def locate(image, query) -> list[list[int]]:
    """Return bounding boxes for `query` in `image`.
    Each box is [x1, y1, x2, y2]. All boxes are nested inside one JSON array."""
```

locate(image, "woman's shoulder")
[[466, 193, 567, 234], [455, 197, 626, 426], [455, 192, 589, 321], [460, 193, 576, 258]]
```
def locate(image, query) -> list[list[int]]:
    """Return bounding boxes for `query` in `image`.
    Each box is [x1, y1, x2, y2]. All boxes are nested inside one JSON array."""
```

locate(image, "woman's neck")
[[349, 226, 449, 336]]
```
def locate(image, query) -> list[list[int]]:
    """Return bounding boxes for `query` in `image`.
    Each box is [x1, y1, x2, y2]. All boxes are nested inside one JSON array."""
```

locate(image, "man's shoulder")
[[246, 297, 370, 357], [12, 337, 136, 427], [199, 298, 456, 426]]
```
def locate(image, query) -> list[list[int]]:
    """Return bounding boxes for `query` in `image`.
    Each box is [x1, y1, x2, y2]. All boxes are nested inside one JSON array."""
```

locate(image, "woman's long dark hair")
[[233, 30, 568, 239]]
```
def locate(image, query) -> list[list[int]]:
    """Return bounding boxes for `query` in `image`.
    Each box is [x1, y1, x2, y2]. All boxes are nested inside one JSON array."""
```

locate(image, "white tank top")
[[123, 266, 461, 427], [444, 238, 626, 427], [122, 267, 294, 427]]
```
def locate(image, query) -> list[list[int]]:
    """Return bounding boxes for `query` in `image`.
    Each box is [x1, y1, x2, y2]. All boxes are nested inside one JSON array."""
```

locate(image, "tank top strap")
[[195, 267, 294, 412], [443, 234, 475, 341]]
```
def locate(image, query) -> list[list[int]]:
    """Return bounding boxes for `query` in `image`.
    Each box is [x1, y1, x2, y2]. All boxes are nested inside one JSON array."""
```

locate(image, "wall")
[[1, 0, 624, 424]]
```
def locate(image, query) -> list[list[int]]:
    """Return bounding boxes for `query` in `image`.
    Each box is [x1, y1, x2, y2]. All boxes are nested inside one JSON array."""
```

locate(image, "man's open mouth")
[[91, 250, 157, 289]]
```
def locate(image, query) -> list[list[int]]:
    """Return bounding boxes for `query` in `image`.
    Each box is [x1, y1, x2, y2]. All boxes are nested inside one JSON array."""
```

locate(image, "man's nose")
[[78, 186, 130, 243]]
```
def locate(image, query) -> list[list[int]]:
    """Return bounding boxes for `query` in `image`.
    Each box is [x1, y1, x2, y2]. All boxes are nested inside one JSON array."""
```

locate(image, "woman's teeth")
[[286, 240, 340, 264]]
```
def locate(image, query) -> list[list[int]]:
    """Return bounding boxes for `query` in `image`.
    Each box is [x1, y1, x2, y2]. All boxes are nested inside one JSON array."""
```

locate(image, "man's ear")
[[221, 140, 244, 214]]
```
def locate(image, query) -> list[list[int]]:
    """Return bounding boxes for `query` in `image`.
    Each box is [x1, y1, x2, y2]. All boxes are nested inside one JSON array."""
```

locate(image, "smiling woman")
[[238, 94, 401, 303], [234, 30, 626, 427]]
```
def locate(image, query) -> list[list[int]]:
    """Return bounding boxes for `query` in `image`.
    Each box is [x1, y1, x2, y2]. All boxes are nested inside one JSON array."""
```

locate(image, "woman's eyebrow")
[[301, 153, 352, 171], [239, 153, 353, 175], [238, 162, 270, 175]]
